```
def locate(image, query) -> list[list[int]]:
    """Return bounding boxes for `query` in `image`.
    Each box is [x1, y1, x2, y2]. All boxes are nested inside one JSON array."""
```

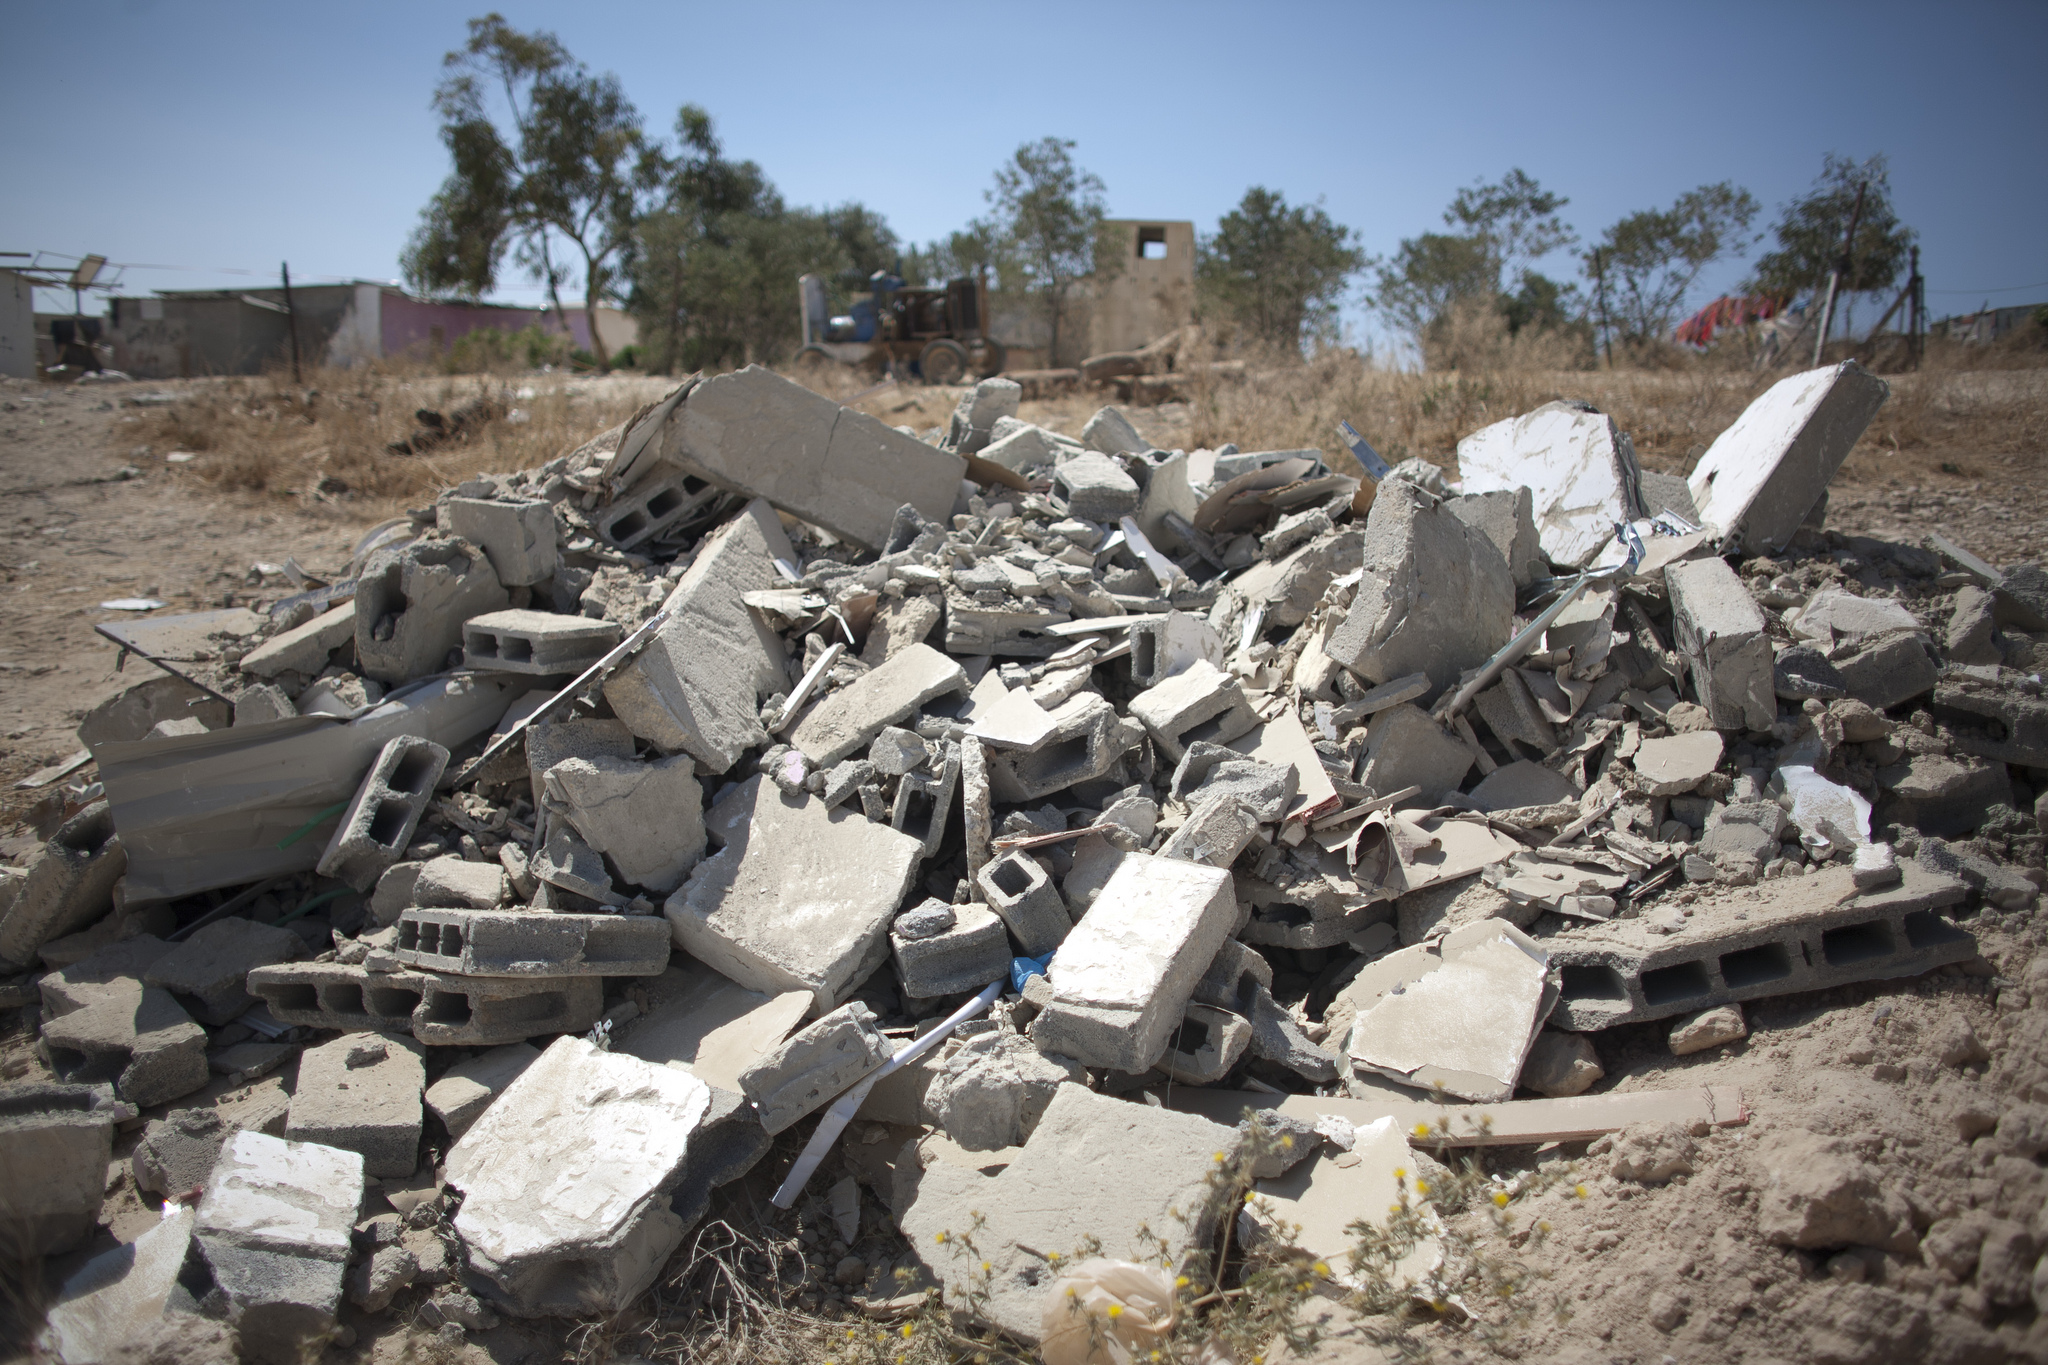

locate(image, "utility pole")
[[1592, 248, 1612, 367], [1811, 181, 1867, 367], [280, 262, 302, 385], [1908, 245, 1924, 370]]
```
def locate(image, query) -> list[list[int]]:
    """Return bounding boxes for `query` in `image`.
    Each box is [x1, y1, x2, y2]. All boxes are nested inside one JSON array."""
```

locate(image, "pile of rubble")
[[4, 360, 2047, 1360]]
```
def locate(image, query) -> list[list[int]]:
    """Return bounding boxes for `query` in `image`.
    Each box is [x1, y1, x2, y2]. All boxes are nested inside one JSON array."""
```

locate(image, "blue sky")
[[5, 0, 2044, 348]]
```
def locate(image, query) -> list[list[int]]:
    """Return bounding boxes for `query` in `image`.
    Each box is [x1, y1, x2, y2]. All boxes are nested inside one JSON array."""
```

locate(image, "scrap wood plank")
[[1169, 1084, 1747, 1147]]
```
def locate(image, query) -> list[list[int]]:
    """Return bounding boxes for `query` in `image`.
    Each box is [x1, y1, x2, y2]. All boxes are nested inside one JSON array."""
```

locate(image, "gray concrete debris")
[[1632, 731, 1725, 797], [410, 854, 505, 909], [1349, 922, 1552, 1102], [739, 1001, 892, 1134], [189, 1130, 364, 1365], [247, 960, 603, 1046], [789, 642, 966, 766], [658, 365, 963, 550], [1456, 401, 1643, 569], [898, 1083, 1240, 1344], [1082, 405, 1150, 456], [133, 1106, 233, 1196], [1833, 632, 1940, 711], [1520, 1030, 1604, 1097], [1245, 982, 1341, 1082], [1160, 1003, 1252, 1084], [668, 774, 924, 1014], [38, 965, 208, 1108], [1129, 610, 1226, 686], [446, 1036, 712, 1318], [594, 467, 723, 550], [1355, 703, 1473, 806], [1791, 587, 1924, 645], [315, 735, 449, 892], [37, 1204, 195, 1362], [977, 850, 1071, 957], [1686, 361, 1888, 554], [987, 693, 1135, 803], [945, 377, 1022, 454], [1774, 644, 1848, 701], [355, 536, 509, 684], [1326, 480, 1514, 699], [1669, 1003, 1748, 1056], [1158, 792, 1263, 867], [1467, 760, 1578, 812], [395, 907, 668, 977], [144, 915, 302, 1025], [235, 683, 297, 726], [891, 740, 960, 857], [238, 602, 358, 680], [287, 1034, 425, 1178], [440, 496, 557, 587], [464, 608, 621, 675], [0, 1081, 126, 1259], [1052, 451, 1141, 521], [543, 751, 705, 894], [604, 499, 794, 774], [925, 1031, 1085, 1151], [1447, 487, 1545, 588], [893, 900, 1010, 999], [1667, 556, 1776, 733], [0, 800, 126, 967], [1474, 669, 1559, 757], [1170, 742, 1297, 822], [868, 726, 929, 776], [1029, 853, 1237, 1072], [1128, 659, 1259, 761]]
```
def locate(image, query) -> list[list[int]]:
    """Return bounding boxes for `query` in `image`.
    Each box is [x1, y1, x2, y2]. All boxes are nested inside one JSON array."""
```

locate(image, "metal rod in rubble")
[[281, 261, 302, 385]]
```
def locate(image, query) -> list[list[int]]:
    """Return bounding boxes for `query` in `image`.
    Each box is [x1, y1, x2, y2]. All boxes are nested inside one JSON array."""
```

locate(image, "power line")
[[1925, 279, 2048, 295]]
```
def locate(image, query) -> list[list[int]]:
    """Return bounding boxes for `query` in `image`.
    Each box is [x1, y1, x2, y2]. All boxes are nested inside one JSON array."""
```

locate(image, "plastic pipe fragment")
[[771, 978, 1004, 1209]]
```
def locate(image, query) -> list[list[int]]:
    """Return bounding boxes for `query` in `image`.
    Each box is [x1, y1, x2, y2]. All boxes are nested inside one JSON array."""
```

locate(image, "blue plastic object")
[[1009, 955, 1051, 992]]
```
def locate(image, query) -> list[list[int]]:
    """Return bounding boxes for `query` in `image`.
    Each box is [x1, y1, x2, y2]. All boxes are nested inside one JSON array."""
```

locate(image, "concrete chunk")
[[1158, 793, 1262, 867], [543, 752, 705, 894], [594, 465, 722, 550], [1325, 481, 1514, 700], [464, 608, 621, 675], [987, 692, 1133, 803], [977, 851, 1071, 957], [1160, 1002, 1252, 1084], [1350, 923, 1551, 1102], [394, 907, 668, 977], [315, 735, 449, 892], [354, 536, 508, 684], [1686, 361, 1888, 554], [144, 916, 302, 1025], [1053, 451, 1140, 521], [1447, 487, 1545, 588], [1356, 703, 1473, 805], [287, 1034, 425, 1178], [410, 854, 504, 909], [667, 775, 924, 1014], [739, 1002, 892, 1134], [426, 1044, 542, 1141], [1082, 405, 1150, 455], [190, 1130, 363, 1365], [239, 602, 357, 679], [1455, 402, 1642, 569], [890, 741, 960, 857], [447, 1037, 712, 1318], [1633, 731, 1725, 797], [789, 642, 966, 766], [38, 1205, 196, 1364], [1128, 659, 1258, 762], [0, 1081, 124, 1259], [440, 496, 557, 587], [1834, 632, 1939, 711], [1030, 853, 1236, 1072], [892, 900, 1010, 998], [1128, 610, 1225, 686], [660, 364, 964, 550], [945, 377, 1022, 453], [1667, 556, 1775, 732], [247, 960, 603, 1046], [604, 499, 793, 774], [0, 800, 125, 966]]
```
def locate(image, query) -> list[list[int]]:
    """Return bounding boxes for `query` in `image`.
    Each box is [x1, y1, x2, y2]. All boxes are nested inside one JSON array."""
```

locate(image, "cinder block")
[[1158, 793, 1262, 868], [977, 851, 1071, 957], [354, 537, 509, 684], [0, 1081, 123, 1259], [1052, 451, 1140, 521], [144, 917, 302, 1025], [1549, 862, 1973, 1031], [0, 801, 126, 967], [1933, 681, 2048, 768], [315, 736, 449, 892], [1029, 853, 1237, 1073], [890, 741, 960, 858], [892, 901, 1010, 999], [594, 467, 722, 550], [246, 961, 604, 1046], [38, 973, 208, 1108], [1128, 611, 1225, 687], [1159, 1003, 1251, 1084], [1667, 556, 1775, 733], [738, 1002, 892, 1134], [986, 694, 1135, 803], [942, 591, 1071, 658], [440, 496, 557, 586], [238, 602, 356, 679], [1128, 660, 1259, 762], [464, 609, 621, 676], [287, 1034, 425, 1178], [394, 908, 670, 978], [1355, 704, 1472, 805]]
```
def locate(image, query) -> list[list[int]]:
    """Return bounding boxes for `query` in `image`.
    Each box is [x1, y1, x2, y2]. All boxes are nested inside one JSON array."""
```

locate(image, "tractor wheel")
[[793, 345, 834, 376], [919, 339, 970, 386], [973, 339, 1008, 379]]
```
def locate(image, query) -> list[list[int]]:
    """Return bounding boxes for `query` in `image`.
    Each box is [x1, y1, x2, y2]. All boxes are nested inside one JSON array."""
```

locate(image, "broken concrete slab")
[[657, 364, 964, 550], [1082, 405, 1150, 456], [1030, 854, 1237, 1072], [1349, 922, 1552, 1102], [1159, 1002, 1252, 1084], [189, 1129, 363, 1365], [238, 602, 358, 680], [439, 496, 557, 587], [144, 916, 302, 1024], [966, 676, 1060, 750], [1448, 486, 1545, 588], [0, 800, 125, 967], [1159, 792, 1263, 868], [603, 498, 794, 774], [788, 642, 967, 766], [1686, 361, 1887, 554], [447, 1036, 712, 1318], [394, 907, 669, 977], [667, 775, 924, 1014], [409, 854, 505, 909], [1356, 704, 1473, 805], [525, 714, 634, 804], [1667, 555, 1776, 732], [463, 608, 621, 675], [1791, 587, 1923, 646], [37, 1205, 195, 1364], [1473, 670, 1558, 758], [287, 1034, 425, 1178], [0, 1081, 125, 1259], [898, 1083, 1239, 1344], [38, 964, 208, 1108], [1128, 659, 1259, 762], [1325, 480, 1514, 699], [1632, 731, 1725, 797], [613, 959, 809, 1092], [1237, 1115, 1442, 1293], [542, 752, 705, 894], [1456, 401, 1643, 569], [314, 735, 448, 892], [355, 536, 509, 684], [924, 1031, 1085, 1151], [1052, 450, 1140, 521], [977, 851, 1071, 958], [1834, 632, 1940, 711], [133, 1106, 235, 1197], [894, 900, 1010, 999], [1467, 760, 1578, 813], [739, 1001, 893, 1134]]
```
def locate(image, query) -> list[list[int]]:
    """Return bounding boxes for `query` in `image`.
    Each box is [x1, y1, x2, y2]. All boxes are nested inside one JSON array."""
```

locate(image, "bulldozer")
[[794, 271, 1006, 384]]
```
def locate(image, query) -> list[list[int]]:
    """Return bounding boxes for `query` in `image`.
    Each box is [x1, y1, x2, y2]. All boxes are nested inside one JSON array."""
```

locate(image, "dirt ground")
[[2, 362, 2045, 1363]]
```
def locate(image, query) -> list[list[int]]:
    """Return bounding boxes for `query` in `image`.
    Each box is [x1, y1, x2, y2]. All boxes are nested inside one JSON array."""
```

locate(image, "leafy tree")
[[1196, 187, 1366, 353], [1583, 181, 1758, 349], [1750, 153, 1915, 322], [402, 14, 674, 371], [978, 138, 1113, 365], [1369, 169, 1578, 354]]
